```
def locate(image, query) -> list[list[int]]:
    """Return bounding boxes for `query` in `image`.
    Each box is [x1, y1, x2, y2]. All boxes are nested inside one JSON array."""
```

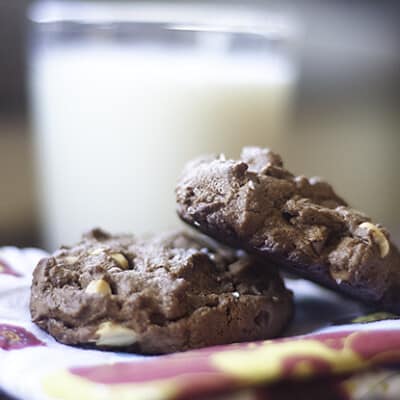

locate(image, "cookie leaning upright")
[[176, 147, 400, 313], [30, 228, 293, 354]]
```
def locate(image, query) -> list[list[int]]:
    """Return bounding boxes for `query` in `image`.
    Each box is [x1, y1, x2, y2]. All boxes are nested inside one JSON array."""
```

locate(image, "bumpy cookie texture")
[[176, 147, 400, 313], [30, 228, 293, 354]]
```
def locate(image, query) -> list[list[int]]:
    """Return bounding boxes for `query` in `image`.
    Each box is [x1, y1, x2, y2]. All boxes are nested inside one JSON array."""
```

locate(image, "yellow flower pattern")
[[42, 329, 400, 400]]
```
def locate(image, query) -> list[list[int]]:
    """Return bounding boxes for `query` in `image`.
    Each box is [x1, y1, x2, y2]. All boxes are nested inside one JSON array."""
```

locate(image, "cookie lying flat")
[[176, 147, 400, 313], [30, 229, 293, 354]]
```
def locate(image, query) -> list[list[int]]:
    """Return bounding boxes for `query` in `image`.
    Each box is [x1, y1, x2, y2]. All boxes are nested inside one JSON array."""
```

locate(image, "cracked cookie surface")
[[30, 228, 293, 354], [176, 147, 400, 313]]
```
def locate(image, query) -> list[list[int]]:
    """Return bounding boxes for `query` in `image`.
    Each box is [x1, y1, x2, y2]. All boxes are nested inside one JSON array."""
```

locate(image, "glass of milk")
[[29, 1, 298, 250]]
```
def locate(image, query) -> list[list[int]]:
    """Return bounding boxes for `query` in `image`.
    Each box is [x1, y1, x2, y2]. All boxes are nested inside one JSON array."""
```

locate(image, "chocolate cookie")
[[30, 229, 293, 354], [176, 147, 400, 313]]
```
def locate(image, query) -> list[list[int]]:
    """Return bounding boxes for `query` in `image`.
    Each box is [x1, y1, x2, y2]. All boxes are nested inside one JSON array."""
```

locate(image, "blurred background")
[[0, 0, 399, 250]]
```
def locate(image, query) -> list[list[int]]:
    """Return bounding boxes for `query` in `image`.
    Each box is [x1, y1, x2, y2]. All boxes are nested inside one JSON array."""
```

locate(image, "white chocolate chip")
[[359, 222, 390, 258], [64, 256, 79, 264], [232, 291, 240, 298], [95, 322, 137, 347], [309, 176, 324, 185], [110, 253, 129, 269], [85, 279, 112, 295], [229, 259, 251, 275]]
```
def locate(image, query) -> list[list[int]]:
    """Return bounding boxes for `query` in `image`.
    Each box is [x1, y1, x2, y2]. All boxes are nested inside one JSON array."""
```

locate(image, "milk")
[[30, 44, 295, 249]]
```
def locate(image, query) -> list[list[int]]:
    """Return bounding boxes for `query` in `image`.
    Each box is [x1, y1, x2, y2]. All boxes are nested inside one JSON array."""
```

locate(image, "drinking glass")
[[29, 1, 298, 249]]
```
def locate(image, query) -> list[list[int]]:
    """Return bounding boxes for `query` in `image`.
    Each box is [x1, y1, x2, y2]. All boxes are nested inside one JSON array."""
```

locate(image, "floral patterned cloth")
[[0, 246, 399, 400]]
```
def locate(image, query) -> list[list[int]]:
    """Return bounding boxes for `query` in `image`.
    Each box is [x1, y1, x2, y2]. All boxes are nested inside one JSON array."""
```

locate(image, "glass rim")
[[28, 1, 298, 38]]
